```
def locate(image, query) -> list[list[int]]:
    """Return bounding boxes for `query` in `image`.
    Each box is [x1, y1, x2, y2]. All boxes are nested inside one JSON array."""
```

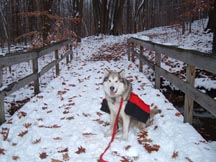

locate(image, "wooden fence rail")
[[0, 39, 73, 124], [128, 37, 216, 124]]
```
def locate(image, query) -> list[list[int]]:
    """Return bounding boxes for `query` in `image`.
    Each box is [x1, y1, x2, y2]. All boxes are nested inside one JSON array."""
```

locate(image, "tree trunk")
[[41, 0, 53, 45]]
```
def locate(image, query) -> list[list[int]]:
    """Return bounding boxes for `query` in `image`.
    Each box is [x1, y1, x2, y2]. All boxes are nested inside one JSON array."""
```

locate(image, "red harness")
[[99, 97, 124, 162]]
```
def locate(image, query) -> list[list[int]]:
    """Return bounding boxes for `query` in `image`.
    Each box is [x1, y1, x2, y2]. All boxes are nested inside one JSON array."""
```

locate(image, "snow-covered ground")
[[0, 20, 216, 161]]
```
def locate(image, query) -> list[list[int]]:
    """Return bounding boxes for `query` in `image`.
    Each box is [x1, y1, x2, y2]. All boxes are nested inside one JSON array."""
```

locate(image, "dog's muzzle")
[[110, 86, 117, 96], [110, 86, 115, 91]]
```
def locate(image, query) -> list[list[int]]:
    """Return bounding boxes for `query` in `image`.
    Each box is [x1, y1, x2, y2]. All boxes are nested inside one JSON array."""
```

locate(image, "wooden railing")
[[128, 37, 216, 124], [0, 40, 73, 124]]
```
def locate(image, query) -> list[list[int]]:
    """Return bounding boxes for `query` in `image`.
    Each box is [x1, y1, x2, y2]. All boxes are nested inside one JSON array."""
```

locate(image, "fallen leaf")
[[125, 145, 131, 151], [69, 84, 76, 87], [172, 151, 179, 159], [144, 144, 160, 153], [7, 119, 13, 124], [18, 130, 28, 137], [40, 152, 48, 159], [138, 130, 148, 139], [66, 116, 74, 120], [120, 156, 130, 162], [53, 137, 62, 140], [0, 148, 6, 155], [51, 159, 62, 162], [32, 138, 41, 144], [1, 128, 9, 140], [37, 96, 43, 99], [57, 90, 67, 96], [96, 112, 103, 116], [63, 153, 69, 161], [58, 148, 68, 153], [12, 156, 19, 160], [82, 132, 96, 136], [75, 146, 86, 154], [23, 123, 32, 128], [175, 112, 181, 117], [17, 111, 27, 119]]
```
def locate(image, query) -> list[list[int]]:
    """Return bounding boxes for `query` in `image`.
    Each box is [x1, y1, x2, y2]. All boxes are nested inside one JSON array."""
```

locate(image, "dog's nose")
[[110, 86, 115, 91]]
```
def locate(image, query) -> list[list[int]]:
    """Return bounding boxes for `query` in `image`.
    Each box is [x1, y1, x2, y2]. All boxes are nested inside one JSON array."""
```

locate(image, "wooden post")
[[55, 49, 60, 76], [128, 43, 131, 61], [32, 57, 40, 95], [139, 46, 143, 72], [0, 67, 5, 124], [66, 45, 69, 64], [70, 45, 73, 61], [155, 52, 161, 89], [131, 42, 135, 62], [184, 65, 195, 124]]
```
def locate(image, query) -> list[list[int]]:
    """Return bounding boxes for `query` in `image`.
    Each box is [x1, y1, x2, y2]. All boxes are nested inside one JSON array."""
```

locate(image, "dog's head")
[[103, 68, 125, 98]]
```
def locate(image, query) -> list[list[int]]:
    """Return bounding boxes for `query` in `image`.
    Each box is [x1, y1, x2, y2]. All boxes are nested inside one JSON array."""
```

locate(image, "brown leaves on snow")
[[38, 124, 61, 128], [144, 144, 160, 153], [172, 151, 179, 159], [40, 152, 48, 159], [0, 148, 6, 155], [0, 128, 9, 140], [137, 130, 160, 153], [17, 111, 27, 119], [75, 146, 86, 154], [18, 130, 28, 137]]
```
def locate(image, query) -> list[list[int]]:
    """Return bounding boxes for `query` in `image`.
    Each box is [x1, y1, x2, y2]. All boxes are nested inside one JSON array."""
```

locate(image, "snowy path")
[[0, 36, 215, 162]]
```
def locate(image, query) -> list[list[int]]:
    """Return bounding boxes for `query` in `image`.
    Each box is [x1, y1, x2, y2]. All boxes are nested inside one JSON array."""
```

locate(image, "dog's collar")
[[111, 96, 124, 104]]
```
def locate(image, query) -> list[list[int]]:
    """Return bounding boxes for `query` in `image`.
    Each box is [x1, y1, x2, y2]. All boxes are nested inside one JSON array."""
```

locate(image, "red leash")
[[99, 97, 124, 162]]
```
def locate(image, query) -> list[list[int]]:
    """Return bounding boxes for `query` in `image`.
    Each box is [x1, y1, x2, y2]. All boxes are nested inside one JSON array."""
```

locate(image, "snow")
[[0, 20, 216, 161]]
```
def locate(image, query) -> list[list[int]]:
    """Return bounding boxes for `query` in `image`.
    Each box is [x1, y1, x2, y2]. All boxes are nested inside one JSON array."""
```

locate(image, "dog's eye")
[[115, 80, 119, 83], [109, 80, 111, 82], [119, 78, 124, 83], [104, 77, 108, 82]]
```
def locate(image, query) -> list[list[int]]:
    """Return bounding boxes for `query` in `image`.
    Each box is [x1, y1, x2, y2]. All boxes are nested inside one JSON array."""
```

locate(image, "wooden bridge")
[[0, 37, 216, 125]]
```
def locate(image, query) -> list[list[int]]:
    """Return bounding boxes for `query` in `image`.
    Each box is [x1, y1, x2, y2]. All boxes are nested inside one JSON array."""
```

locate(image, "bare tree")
[[205, 0, 216, 53]]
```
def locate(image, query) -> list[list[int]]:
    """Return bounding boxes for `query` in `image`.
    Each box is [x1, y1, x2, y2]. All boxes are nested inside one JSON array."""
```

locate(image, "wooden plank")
[[0, 67, 5, 124], [0, 94, 5, 124], [128, 38, 155, 50], [155, 52, 161, 89], [70, 45, 73, 61], [39, 50, 70, 77], [55, 50, 60, 76], [155, 45, 216, 74], [155, 66, 216, 117], [0, 67, 2, 87], [0, 51, 37, 67], [32, 58, 40, 94], [38, 39, 70, 57], [0, 73, 38, 97], [184, 65, 195, 124], [127, 43, 131, 61], [131, 43, 135, 62], [139, 46, 143, 72], [128, 37, 216, 74], [134, 51, 155, 70], [39, 60, 57, 77]]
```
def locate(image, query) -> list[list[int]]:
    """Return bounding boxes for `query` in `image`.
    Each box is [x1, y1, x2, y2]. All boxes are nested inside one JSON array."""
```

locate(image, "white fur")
[[103, 69, 131, 140]]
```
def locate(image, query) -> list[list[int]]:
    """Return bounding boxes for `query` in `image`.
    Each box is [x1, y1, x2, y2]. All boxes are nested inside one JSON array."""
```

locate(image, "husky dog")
[[102, 68, 161, 140]]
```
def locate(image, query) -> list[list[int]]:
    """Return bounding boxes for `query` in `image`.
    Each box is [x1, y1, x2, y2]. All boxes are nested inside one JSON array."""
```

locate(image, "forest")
[[0, 0, 215, 52]]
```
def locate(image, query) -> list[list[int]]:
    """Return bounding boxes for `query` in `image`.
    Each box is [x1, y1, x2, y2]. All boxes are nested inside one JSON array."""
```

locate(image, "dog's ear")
[[104, 68, 110, 76], [119, 69, 125, 78]]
